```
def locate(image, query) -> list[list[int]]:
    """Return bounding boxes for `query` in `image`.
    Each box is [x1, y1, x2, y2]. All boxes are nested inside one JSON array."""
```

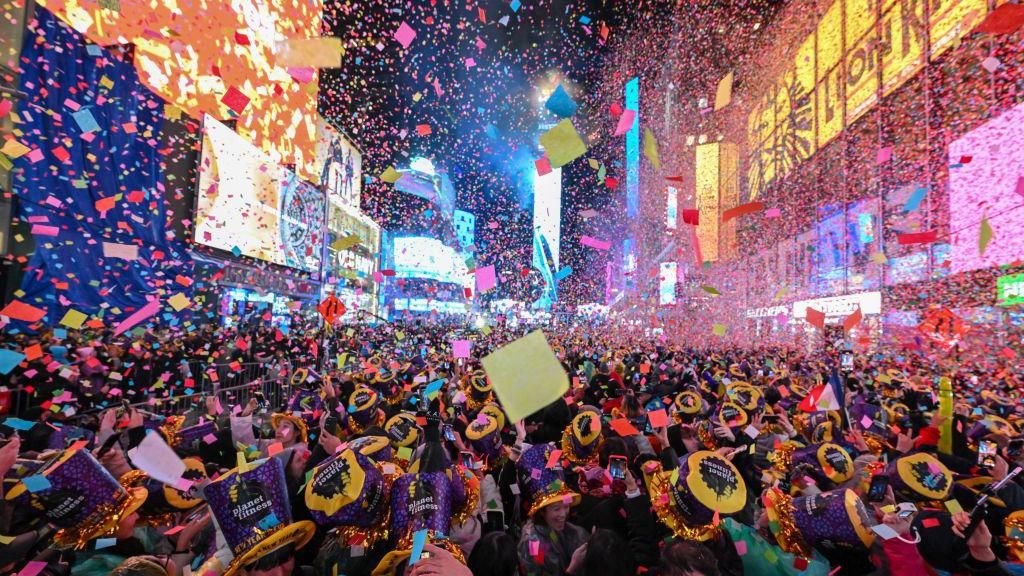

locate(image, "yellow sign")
[[696, 143, 720, 263], [747, 0, 988, 199]]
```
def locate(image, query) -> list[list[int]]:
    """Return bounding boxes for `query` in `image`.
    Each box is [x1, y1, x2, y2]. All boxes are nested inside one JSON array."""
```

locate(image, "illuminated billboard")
[[315, 118, 361, 208], [393, 236, 471, 287], [533, 167, 561, 306], [948, 99, 1024, 274], [695, 143, 721, 262], [747, 0, 988, 198], [395, 158, 456, 218], [625, 77, 640, 219], [659, 262, 677, 305], [39, 0, 324, 183], [195, 116, 325, 272], [666, 186, 678, 230]]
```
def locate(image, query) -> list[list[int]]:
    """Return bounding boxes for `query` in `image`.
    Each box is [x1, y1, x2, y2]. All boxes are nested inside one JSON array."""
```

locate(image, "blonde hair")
[[110, 556, 168, 576]]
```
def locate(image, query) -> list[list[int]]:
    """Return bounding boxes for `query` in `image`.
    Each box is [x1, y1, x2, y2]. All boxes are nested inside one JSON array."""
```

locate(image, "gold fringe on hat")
[[643, 462, 720, 542], [763, 487, 811, 557]]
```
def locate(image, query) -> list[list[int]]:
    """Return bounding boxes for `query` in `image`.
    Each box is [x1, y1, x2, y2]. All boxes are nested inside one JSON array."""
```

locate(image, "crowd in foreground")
[[1, 317, 1024, 576]]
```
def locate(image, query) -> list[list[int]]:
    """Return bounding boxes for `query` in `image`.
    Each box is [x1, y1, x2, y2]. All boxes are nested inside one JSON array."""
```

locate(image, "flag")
[[798, 384, 840, 412], [805, 307, 826, 329]]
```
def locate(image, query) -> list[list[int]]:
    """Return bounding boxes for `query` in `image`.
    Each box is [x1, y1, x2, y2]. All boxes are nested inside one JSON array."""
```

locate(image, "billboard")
[[948, 99, 1024, 274], [625, 77, 640, 219], [194, 116, 325, 272], [695, 143, 721, 262], [747, 0, 988, 198], [39, 0, 324, 182], [659, 262, 677, 305], [393, 236, 471, 286], [667, 186, 678, 230], [314, 118, 361, 208]]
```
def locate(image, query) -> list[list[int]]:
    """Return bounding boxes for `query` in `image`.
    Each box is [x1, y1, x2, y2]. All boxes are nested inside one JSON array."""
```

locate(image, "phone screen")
[[867, 474, 890, 502], [484, 510, 504, 533], [443, 425, 456, 443], [459, 451, 474, 468], [609, 456, 627, 480], [978, 440, 998, 469]]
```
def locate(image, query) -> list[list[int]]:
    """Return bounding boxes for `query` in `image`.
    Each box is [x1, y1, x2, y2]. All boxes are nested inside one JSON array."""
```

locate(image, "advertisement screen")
[[949, 100, 1024, 273], [195, 116, 325, 272], [39, 0, 323, 182], [393, 237, 471, 286], [667, 186, 678, 230], [314, 118, 361, 208], [659, 262, 677, 305]]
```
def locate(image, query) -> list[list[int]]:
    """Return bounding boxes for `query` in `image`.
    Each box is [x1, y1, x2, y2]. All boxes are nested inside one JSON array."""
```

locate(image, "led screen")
[[533, 167, 561, 271], [393, 237, 471, 286], [315, 118, 361, 208], [195, 116, 325, 272], [659, 262, 677, 305], [39, 0, 323, 182], [667, 186, 678, 230], [948, 100, 1024, 274], [625, 77, 640, 219]]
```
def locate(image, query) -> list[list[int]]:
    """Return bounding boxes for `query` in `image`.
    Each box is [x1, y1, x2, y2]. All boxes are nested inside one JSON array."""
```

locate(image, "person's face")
[[275, 422, 296, 444], [542, 502, 570, 532]]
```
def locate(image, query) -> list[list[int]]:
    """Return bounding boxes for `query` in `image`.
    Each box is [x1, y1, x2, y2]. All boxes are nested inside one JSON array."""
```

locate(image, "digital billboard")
[[659, 262, 677, 305], [695, 143, 721, 262], [314, 118, 361, 208], [747, 0, 988, 198], [194, 116, 326, 272], [948, 99, 1024, 274], [393, 236, 471, 287], [625, 77, 640, 219], [533, 167, 562, 270], [666, 186, 678, 230], [39, 0, 324, 182]]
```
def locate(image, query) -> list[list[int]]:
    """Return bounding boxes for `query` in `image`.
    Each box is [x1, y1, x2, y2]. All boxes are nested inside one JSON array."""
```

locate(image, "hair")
[[581, 529, 634, 576], [599, 436, 630, 468], [109, 557, 167, 576], [467, 531, 519, 576], [658, 539, 721, 576], [763, 386, 782, 407]]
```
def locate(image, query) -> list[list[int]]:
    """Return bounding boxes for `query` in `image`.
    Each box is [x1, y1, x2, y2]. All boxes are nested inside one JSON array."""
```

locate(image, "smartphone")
[[443, 425, 455, 443], [867, 474, 890, 502], [609, 455, 627, 480], [459, 451, 474, 468], [978, 440, 998, 469], [841, 353, 854, 370], [484, 509, 504, 533]]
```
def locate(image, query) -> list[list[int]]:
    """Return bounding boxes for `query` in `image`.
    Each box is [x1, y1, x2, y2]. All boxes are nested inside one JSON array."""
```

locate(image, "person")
[[466, 532, 519, 576]]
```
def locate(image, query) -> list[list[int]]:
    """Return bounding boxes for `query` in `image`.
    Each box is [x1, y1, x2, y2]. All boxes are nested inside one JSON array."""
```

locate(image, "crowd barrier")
[[2, 359, 313, 418]]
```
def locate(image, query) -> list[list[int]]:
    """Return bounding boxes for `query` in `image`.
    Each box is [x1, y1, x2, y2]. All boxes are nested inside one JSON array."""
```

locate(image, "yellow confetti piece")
[[0, 139, 30, 159], [59, 309, 87, 330], [168, 293, 191, 311]]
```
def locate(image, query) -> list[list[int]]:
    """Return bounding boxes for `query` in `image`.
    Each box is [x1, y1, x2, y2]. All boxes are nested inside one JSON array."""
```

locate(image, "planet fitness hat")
[[887, 452, 953, 502], [764, 487, 876, 557], [203, 456, 315, 576], [348, 387, 384, 434], [6, 448, 148, 550], [516, 443, 581, 518], [305, 448, 401, 547], [643, 451, 747, 542], [561, 411, 603, 466], [465, 413, 503, 466], [139, 457, 209, 524], [772, 442, 855, 487]]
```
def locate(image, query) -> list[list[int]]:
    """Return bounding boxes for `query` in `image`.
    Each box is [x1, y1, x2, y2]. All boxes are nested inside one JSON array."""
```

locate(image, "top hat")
[[305, 447, 401, 547], [642, 451, 747, 542], [516, 443, 581, 518], [6, 448, 148, 550], [561, 411, 603, 467], [203, 456, 316, 576], [764, 487, 876, 557]]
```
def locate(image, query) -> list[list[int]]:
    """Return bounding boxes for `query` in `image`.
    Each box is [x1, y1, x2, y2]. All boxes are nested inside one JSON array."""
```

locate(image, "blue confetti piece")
[[903, 186, 928, 213], [409, 529, 428, 566], [510, 0, 521, 11], [23, 475, 51, 493], [95, 538, 117, 550], [257, 513, 280, 530], [0, 350, 26, 375], [72, 109, 100, 134], [554, 266, 573, 281], [3, 417, 35, 431], [545, 84, 578, 118], [425, 379, 444, 400], [579, 15, 591, 24], [86, 45, 102, 57]]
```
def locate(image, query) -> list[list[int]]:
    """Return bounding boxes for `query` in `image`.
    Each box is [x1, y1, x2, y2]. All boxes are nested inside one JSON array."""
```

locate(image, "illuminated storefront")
[[326, 204, 381, 321]]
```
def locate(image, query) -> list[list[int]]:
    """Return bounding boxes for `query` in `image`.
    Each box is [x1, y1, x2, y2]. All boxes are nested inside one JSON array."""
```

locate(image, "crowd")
[[1, 318, 1024, 576]]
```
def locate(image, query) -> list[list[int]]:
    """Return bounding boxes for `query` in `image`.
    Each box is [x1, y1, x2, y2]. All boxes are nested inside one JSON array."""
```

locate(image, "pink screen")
[[948, 101, 1024, 274]]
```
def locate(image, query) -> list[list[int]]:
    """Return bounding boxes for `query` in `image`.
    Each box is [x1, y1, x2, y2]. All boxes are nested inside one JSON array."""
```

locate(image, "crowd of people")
[[1, 317, 1024, 576]]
